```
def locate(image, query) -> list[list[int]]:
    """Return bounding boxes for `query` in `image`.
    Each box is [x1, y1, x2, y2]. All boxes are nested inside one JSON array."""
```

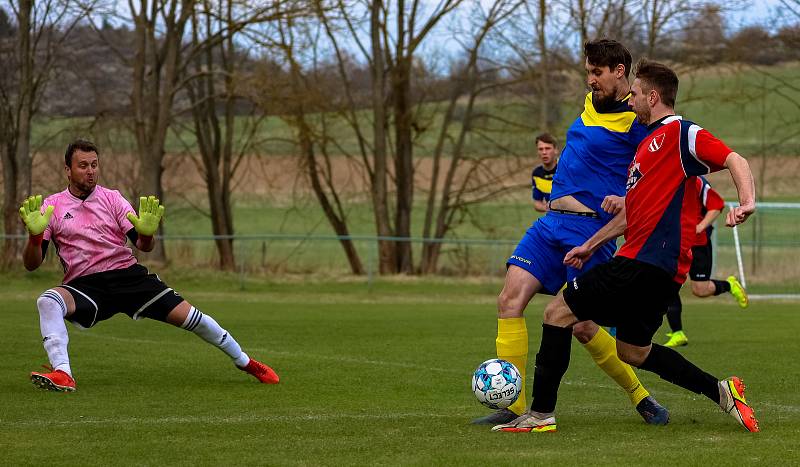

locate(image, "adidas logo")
[[63, 212, 74, 220]]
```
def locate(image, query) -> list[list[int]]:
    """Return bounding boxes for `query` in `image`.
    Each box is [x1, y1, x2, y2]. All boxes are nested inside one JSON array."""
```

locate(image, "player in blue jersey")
[[473, 39, 668, 426], [531, 133, 559, 213], [493, 59, 758, 434]]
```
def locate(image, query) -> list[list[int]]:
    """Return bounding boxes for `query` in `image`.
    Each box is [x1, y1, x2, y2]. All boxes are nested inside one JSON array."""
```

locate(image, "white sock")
[[38, 290, 72, 376], [181, 306, 249, 367]]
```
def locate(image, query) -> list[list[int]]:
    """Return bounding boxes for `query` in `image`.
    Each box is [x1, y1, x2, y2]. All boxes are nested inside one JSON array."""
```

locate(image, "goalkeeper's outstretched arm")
[[126, 195, 165, 252], [19, 195, 53, 271]]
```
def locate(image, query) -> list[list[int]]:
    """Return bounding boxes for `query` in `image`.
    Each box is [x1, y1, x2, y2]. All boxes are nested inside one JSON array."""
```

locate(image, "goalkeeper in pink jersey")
[[19, 139, 279, 392]]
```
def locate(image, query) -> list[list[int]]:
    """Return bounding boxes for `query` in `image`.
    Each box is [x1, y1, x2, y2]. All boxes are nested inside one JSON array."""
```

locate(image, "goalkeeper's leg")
[[166, 301, 279, 384], [574, 321, 669, 425]]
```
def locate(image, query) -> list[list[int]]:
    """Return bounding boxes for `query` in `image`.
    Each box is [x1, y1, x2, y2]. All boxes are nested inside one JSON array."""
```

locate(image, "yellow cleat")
[[727, 276, 749, 309], [664, 331, 688, 347]]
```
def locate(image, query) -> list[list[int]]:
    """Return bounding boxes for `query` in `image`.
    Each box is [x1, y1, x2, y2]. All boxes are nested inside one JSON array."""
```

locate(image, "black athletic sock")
[[638, 343, 720, 404], [666, 293, 683, 332], [712, 279, 731, 296], [530, 324, 573, 414]]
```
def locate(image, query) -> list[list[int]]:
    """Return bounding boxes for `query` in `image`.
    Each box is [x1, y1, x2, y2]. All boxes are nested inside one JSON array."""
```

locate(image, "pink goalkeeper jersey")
[[42, 185, 138, 283]]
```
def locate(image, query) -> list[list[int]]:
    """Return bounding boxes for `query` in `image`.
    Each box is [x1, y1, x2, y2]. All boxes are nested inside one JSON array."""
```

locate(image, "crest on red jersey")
[[626, 162, 643, 191], [648, 133, 666, 152]]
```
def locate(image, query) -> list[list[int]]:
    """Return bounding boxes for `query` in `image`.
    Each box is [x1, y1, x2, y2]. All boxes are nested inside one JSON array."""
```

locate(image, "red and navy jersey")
[[693, 176, 725, 246], [617, 116, 732, 283]]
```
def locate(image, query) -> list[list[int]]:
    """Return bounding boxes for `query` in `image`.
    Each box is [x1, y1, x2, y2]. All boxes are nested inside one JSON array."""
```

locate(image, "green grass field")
[[2, 271, 799, 465]]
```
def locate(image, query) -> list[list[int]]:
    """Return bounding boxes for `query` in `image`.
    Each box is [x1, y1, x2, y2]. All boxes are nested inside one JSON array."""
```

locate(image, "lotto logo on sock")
[[572, 278, 579, 290]]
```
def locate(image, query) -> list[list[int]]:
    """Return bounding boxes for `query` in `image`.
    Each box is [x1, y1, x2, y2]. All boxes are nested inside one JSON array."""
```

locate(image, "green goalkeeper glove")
[[19, 195, 54, 237], [126, 195, 165, 237]]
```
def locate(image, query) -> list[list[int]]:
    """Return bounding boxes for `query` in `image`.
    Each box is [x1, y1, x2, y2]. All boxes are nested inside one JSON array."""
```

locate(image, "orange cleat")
[[30, 365, 76, 392], [721, 376, 759, 432], [240, 358, 279, 384], [491, 411, 557, 433]]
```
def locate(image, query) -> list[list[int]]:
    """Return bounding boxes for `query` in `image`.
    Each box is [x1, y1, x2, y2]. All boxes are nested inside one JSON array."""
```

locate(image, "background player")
[[531, 133, 559, 213], [474, 39, 668, 426], [664, 176, 749, 347], [494, 59, 759, 434], [19, 139, 279, 392]]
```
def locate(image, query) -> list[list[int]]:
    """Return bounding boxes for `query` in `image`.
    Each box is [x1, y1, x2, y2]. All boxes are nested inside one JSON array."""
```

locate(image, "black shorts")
[[563, 256, 680, 347], [61, 264, 184, 329], [689, 243, 713, 281]]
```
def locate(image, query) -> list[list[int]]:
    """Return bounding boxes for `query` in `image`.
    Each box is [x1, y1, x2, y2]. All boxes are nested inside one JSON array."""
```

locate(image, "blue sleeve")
[[629, 120, 649, 148]]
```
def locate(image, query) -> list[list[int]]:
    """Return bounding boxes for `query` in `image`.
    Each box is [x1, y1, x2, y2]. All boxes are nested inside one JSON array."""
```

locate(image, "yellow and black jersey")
[[532, 164, 557, 201]]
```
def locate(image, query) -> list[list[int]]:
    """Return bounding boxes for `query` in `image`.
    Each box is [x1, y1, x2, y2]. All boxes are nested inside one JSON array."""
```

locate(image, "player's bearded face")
[[66, 150, 99, 194], [629, 79, 652, 125], [585, 60, 620, 108]]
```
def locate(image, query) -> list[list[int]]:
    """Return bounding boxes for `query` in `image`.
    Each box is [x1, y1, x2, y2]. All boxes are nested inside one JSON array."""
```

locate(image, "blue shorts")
[[507, 212, 617, 295]]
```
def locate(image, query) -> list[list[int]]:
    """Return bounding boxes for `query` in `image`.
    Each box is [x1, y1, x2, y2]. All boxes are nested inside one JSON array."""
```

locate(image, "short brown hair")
[[64, 139, 98, 167], [584, 39, 633, 79], [633, 59, 679, 107], [535, 133, 558, 147]]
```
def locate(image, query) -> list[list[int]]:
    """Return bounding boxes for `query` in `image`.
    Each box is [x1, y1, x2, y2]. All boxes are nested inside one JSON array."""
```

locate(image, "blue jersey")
[[550, 92, 648, 222]]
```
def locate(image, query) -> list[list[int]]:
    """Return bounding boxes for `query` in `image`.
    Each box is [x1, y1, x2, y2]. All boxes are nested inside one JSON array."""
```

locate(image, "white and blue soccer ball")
[[471, 358, 522, 409]]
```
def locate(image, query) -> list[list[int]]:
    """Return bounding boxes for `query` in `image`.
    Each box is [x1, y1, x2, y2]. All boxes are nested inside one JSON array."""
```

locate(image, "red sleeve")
[[693, 129, 731, 172], [704, 187, 725, 211]]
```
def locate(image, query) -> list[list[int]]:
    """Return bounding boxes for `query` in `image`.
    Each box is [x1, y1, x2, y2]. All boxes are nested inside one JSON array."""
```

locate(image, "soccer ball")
[[471, 358, 521, 409]]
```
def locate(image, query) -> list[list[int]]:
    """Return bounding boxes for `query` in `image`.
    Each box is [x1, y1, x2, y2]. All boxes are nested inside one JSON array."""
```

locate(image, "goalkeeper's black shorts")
[[62, 264, 184, 328]]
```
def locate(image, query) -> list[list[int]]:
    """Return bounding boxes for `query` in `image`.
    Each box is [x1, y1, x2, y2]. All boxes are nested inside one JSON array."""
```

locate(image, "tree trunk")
[[370, 0, 396, 274], [537, 0, 551, 131], [299, 122, 365, 275], [129, 0, 193, 264], [187, 3, 236, 271], [1, 143, 21, 268], [1, 0, 33, 267], [392, 56, 414, 274]]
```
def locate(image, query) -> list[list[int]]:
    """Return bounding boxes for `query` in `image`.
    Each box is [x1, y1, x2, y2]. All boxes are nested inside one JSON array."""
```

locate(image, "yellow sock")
[[583, 327, 649, 406], [496, 317, 528, 415]]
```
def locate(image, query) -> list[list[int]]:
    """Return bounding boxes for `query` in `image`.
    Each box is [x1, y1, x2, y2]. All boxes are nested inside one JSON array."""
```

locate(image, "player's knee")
[[542, 296, 575, 327], [497, 289, 524, 318], [615, 345, 647, 367], [691, 281, 708, 297], [571, 321, 598, 343], [37, 289, 68, 319]]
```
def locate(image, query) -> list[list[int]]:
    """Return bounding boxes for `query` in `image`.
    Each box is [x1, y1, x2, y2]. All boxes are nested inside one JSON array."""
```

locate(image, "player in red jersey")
[[493, 59, 759, 433], [664, 176, 749, 347]]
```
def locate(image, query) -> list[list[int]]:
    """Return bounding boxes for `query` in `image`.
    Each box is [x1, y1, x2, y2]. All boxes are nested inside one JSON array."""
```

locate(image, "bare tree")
[[245, 1, 367, 274], [419, 0, 525, 273], [127, 0, 195, 261], [181, 0, 244, 270], [325, 0, 464, 273], [0, 0, 85, 266]]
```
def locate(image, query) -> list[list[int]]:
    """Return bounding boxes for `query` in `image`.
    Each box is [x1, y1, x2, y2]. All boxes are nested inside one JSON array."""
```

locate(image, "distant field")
[[29, 63, 800, 157], [2, 273, 798, 465]]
